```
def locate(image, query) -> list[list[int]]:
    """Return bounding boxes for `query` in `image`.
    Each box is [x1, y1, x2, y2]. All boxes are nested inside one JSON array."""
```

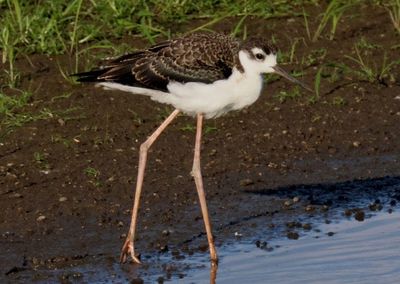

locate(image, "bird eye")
[[255, 53, 265, 60]]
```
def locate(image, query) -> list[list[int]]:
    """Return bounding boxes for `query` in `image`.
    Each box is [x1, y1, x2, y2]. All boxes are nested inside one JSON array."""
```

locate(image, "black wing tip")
[[70, 69, 107, 83]]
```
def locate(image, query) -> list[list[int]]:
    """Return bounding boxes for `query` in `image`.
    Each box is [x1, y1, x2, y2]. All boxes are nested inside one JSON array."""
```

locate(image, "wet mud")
[[1, 4, 400, 283]]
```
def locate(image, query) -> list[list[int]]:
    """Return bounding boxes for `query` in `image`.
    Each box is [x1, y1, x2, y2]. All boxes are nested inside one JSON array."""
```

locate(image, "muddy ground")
[[1, 4, 400, 283]]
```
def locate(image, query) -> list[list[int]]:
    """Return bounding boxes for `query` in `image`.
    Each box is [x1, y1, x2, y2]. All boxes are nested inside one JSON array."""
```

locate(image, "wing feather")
[[72, 33, 240, 91]]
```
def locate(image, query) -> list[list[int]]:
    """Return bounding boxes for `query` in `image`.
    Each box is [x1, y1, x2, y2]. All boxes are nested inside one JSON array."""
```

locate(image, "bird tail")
[[71, 69, 111, 83]]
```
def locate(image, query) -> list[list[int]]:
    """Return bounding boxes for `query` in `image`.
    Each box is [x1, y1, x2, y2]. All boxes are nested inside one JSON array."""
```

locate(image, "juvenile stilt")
[[192, 113, 218, 263], [74, 31, 312, 265], [120, 109, 180, 263]]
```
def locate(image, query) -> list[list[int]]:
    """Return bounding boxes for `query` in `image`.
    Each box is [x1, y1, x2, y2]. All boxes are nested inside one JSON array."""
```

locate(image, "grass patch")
[[275, 86, 302, 103], [345, 44, 400, 83], [385, 0, 400, 34], [312, 0, 359, 41]]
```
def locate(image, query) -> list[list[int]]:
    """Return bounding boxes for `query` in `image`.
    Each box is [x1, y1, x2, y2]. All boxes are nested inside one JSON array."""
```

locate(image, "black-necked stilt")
[[74, 32, 311, 265]]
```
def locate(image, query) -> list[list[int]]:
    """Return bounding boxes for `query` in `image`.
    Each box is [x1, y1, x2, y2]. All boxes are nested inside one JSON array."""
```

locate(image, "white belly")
[[97, 68, 264, 119], [158, 68, 263, 118]]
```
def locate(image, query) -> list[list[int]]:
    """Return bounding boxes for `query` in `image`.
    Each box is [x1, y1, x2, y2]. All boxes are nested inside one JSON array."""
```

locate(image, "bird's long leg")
[[121, 109, 180, 264], [192, 113, 218, 264]]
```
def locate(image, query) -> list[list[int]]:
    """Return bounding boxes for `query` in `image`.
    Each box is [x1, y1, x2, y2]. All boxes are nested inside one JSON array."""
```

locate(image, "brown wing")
[[73, 33, 240, 91]]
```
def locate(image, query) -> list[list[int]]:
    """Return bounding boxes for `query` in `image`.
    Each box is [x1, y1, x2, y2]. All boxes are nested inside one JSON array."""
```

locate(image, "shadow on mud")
[[246, 175, 400, 207], [3, 175, 399, 283]]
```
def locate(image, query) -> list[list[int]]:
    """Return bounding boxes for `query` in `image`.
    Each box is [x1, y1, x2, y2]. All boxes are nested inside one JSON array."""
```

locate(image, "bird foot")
[[120, 237, 141, 264]]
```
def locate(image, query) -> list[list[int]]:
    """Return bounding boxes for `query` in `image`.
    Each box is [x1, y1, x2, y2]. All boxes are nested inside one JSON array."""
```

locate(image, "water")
[[185, 210, 400, 284]]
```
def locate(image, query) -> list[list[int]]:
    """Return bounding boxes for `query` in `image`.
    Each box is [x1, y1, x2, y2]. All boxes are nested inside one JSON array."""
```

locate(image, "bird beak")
[[272, 66, 313, 93]]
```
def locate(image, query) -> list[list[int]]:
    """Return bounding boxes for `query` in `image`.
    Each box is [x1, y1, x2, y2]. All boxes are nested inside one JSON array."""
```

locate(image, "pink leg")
[[121, 109, 180, 263], [192, 113, 218, 264]]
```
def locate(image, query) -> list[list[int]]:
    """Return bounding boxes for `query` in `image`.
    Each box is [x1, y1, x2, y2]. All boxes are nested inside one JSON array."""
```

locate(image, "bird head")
[[239, 37, 312, 92]]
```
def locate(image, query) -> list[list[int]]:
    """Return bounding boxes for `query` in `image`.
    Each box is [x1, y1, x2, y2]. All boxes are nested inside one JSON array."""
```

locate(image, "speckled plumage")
[[74, 32, 276, 91]]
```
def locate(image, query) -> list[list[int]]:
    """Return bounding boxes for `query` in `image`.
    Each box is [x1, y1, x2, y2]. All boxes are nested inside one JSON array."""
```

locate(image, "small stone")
[[208, 149, 217, 156], [292, 197, 300, 203], [234, 232, 242, 238], [302, 223, 312, 230], [59, 197, 67, 202], [321, 205, 329, 212], [369, 203, 383, 211], [57, 118, 65, 126], [327, 232, 335, 237], [284, 200, 292, 207], [31, 257, 40, 266], [12, 193, 23, 199], [255, 240, 267, 249], [344, 209, 352, 217], [36, 215, 46, 222], [305, 205, 315, 212], [287, 232, 299, 240], [286, 222, 301, 228], [352, 141, 361, 147], [159, 245, 168, 253], [354, 211, 365, 222], [240, 178, 254, 186]]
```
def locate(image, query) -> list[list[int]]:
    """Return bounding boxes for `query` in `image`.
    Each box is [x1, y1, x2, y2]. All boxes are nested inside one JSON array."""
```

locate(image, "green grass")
[[1, 0, 400, 138], [312, 0, 359, 42], [84, 166, 101, 187], [345, 43, 400, 83], [275, 86, 302, 103], [386, 0, 400, 34]]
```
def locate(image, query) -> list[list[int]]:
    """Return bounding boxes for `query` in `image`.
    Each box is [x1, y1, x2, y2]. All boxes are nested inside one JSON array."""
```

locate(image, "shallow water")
[[185, 210, 400, 284], [4, 176, 400, 283]]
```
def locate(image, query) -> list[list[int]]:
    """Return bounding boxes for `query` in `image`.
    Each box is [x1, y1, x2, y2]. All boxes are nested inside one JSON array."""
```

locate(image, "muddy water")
[[4, 175, 400, 283], [185, 210, 400, 284]]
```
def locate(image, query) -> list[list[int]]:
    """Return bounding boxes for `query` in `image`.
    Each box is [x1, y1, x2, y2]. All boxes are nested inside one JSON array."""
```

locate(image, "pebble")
[[239, 178, 254, 186], [255, 240, 267, 249], [36, 215, 46, 222], [321, 205, 329, 212], [293, 196, 300, 203], [305, 205, 315, 212], [57, 118, 65, 126], [59, 197, 67, 202], [368, 203, 383, 211], [284, 200, 292, 207], [286, 221, 301, 228], [159, 245, 168, 253], [287, 232, 299, 240], [12, 193, 23, 199], [31, 257, 40, 266], [354, 211, 365, 222], [344, 209, 352, 217], [234, 232, 242, 238], [162, 229, 172, 236]]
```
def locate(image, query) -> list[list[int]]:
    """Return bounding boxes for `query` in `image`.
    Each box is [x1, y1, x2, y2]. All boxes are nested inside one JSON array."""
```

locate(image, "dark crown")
[[241, 37, 277, 56]]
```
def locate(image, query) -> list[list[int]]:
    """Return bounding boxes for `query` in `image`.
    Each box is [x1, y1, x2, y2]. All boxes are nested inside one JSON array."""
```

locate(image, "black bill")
[[272, 66, 313, 93]]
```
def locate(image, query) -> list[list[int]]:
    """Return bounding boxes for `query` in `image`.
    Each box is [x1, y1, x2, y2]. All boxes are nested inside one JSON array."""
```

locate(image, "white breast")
[[152, 68, 263, 118], [98, 68, 264, 119]]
